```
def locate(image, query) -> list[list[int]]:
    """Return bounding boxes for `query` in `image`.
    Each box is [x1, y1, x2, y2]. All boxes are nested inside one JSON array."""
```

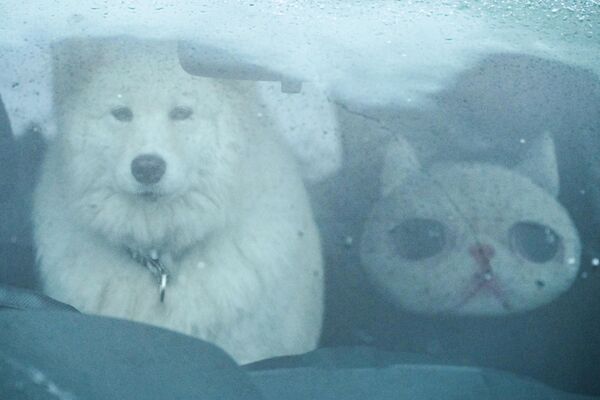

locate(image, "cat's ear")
[[515, 132, 559, 197], [381, 135, 420, 196]]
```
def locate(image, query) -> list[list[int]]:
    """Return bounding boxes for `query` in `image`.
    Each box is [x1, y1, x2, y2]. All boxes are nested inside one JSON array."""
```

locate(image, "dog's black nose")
[[131, 154, 166, 184]]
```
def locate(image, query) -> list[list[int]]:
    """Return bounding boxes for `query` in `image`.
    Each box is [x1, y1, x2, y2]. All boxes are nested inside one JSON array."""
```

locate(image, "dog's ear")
[[51, 37, 107, 105]]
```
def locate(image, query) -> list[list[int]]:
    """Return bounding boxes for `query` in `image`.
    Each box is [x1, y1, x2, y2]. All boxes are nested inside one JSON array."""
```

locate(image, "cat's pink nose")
[[469, 243, 495, 266]]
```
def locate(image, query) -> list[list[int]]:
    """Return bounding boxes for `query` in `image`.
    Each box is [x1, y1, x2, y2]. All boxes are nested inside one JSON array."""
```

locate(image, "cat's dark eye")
[[110, 106, 133, 122], [169, 106, 193, 121], [389, 218, 447, 261], [509, 221, 560, 263]]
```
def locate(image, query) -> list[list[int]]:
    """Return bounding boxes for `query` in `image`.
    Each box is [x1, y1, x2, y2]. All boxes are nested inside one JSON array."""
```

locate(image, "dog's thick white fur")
[[33, 37, 323, 364]]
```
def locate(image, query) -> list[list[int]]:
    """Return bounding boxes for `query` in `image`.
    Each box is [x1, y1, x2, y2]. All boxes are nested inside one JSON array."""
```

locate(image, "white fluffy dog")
[[33, 37, 323, 364]]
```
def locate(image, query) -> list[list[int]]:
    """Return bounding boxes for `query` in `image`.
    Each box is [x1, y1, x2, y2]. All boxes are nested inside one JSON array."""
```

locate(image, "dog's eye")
[[169, 106, 193, 121], [111, 106, 133, 122]]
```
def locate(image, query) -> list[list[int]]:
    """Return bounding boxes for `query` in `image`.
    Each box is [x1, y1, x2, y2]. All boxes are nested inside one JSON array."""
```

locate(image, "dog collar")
[[127, 248, 170, 303]]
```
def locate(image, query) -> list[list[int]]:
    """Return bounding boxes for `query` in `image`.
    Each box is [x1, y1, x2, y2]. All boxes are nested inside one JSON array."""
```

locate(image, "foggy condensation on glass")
[[1, 1, 599, 399]]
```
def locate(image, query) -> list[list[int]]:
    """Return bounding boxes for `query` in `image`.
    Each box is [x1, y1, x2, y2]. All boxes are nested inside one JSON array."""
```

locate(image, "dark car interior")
[[2, 37, 600, 399]]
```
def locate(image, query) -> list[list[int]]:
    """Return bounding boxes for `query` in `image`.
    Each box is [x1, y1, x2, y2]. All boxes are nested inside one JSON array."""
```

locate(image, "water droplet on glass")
[[544, 228, 556, 243], [344, 236, 353, 247]]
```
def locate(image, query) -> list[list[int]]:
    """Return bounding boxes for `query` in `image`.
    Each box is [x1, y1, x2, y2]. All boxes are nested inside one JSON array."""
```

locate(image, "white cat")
[[33, 37, 323, 364], [360, 134, 580, 316]]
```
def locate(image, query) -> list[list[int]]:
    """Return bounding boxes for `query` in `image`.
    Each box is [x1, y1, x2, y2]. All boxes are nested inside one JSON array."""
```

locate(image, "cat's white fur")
[[33, 38, 323, 364]]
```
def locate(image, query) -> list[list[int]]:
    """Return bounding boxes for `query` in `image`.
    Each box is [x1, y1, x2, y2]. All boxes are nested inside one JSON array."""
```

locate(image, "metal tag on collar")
[[159, 272, 168, 303], [128, 248, 170, 303], [146, 254, 169, 303]]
